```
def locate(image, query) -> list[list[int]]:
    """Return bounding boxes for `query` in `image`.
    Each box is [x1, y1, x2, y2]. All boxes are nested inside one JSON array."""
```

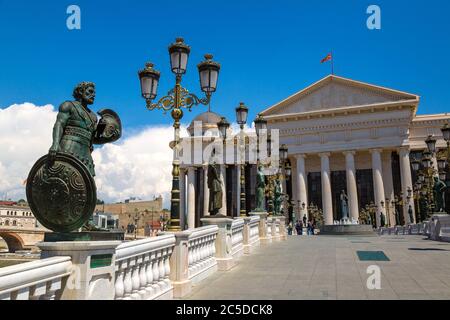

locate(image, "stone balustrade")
[[427, 214, 450, 242], [243, 215, 260, 254], [170, 225, 218, 297], [114, 234, 175, 300], [231, 218, 244, 260], [187, 226, 218, 283], [0, 213, 282, 300], [0, 256, 72, 300]]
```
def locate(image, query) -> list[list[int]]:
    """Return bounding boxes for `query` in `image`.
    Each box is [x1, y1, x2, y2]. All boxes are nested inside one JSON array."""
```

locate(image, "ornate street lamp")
[[411, 159, 421, 172], [254, 113, 267, 137], [422, 151, 432, 168], [138, 37, 221, 231], [279, 144, 289, 220], [254, 114, 267, 164], [279, 144, 288, 162], [169, 37, 190, 75], [441, 123, 450, 142], [285, 162, 292, 177], [236, 102, 249, 128], [236, 102, 249, 217], [217, 116, 230, 139], [425, 135, 437, 154], [139, 63, 160, 101], [198, 54, 221, 94]]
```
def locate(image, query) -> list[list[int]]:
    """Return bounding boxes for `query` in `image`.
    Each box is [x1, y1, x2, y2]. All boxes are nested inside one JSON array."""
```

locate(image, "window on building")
[[12, 220, 17, 226], [5, 220, 9, 226]]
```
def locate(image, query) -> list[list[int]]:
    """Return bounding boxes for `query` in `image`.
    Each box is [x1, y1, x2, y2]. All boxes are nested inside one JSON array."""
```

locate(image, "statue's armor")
[[59, 101, 97, 176]]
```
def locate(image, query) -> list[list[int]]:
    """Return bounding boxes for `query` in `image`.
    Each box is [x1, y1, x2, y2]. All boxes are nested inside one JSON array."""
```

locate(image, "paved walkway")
[[184, 235, 450, 300]]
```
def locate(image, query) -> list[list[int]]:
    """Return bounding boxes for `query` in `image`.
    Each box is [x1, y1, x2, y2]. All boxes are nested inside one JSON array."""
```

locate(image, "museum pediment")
[[262, 75, 419, 116]]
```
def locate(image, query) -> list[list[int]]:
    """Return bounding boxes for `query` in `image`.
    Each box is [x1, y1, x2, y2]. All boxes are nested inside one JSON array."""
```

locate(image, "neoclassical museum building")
[[179, 75, 450, 229]]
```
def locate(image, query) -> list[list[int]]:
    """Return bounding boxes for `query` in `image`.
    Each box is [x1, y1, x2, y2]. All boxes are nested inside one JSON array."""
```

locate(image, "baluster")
[[145, 253, 155, 299], [138, 255, 148, 299], [151, 251, 161, 295], [164, 248, 172, 289], [188, 240, 193, 276], [131, 257, 141, 300], [123, 259, 133, 300], [158, 249, 166, 290], [114, 262, 125, 300]]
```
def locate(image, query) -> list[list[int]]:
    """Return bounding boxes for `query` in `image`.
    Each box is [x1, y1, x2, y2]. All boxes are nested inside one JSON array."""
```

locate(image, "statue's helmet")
[[95, 109, 122, 143]]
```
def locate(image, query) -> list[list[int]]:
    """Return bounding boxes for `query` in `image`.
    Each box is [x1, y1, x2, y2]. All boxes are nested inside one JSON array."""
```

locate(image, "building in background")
[[95, 196, 168, 234]]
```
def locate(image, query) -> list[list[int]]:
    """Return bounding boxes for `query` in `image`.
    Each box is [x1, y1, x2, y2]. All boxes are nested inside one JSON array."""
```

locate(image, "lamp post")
[[254, 114, 268, 165], [279, 144, 289, 219], [217, 116, 230, 217], [131, 209, 145, 240], [411, 135, 438, 219], [236, 102, 249, 217], [285, 161, 292, 222], [138, 38, 220, 231]]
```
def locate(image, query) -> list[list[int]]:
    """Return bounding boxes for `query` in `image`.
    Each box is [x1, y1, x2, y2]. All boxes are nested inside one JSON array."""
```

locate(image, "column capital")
[[187, 166, 196, 173], [294, 154, 307, 159], [343, 150, 356, 157], [397, 146, 410, 155], [369, 148, 383, 155], [318, 152, 331, 158]]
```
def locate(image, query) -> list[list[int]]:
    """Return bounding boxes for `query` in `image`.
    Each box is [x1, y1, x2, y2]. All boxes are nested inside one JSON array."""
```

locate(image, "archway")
[[0, 232, 25, 253]]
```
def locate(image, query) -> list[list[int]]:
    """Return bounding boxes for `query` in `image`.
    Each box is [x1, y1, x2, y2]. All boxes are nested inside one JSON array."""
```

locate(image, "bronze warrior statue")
[[49, 82, 121, 176], [254, 165, 266, 212], [26, 82, 121, 233], [207, 162, 223, 216], [433, 176, 447, 212]]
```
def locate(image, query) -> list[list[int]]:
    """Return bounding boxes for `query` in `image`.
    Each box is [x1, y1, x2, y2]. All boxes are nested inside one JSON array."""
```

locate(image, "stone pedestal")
[[278, 216, 287, 240], [268, 217, 280, 241], [169, 230, 192, 298], [38, 241, 121, 300], [428, 214, 450, 241], [242, 217, 258, 254], [250, 212, 271, 245], [201, 217, 235, 271]]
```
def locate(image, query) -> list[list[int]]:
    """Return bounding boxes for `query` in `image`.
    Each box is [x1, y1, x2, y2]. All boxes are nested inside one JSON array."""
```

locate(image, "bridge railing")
[[187, 225, 218, 283], [0, 213, 285, 300], [0, 256, 72, 300], [114, 234, 175, 300], [231, 218, 244, 260]]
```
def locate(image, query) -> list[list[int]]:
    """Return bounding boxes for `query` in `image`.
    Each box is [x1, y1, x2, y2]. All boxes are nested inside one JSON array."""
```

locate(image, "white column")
[[370, 149, 386, 228], [382, 151, 395, 226], [319, 153, 333, 226], [399, 147, 415, 224], [187, 167, 196, 229], [203, 165, 210, 217], [219, 164, 227, 216], [343, 151, 359, 221], [295, 155, 308, 220], [179, 168, 186, 229]]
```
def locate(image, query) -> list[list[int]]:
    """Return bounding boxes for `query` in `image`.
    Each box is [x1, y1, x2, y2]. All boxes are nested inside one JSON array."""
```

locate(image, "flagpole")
[[331, 50, 334, 75]]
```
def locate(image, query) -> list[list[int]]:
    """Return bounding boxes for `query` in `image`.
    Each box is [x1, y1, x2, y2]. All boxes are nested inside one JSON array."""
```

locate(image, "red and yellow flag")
[[321, 53, 332, 63]]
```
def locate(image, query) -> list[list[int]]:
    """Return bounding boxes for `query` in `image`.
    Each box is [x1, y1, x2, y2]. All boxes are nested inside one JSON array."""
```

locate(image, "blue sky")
[[1, 0, 450, 131]]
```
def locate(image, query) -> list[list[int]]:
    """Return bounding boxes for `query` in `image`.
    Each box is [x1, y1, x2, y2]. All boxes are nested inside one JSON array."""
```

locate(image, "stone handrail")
[[187, 225, 218, 282], [231, 218, 244, 258], [248, 216, 260, 246], [0, 256, 72, 300], [114, 234, 175, 300]]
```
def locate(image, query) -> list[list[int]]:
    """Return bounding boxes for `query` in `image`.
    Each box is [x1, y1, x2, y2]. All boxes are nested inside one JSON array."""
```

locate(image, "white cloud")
[[0, 103, 178, 208], [0, 103, 55, 200]]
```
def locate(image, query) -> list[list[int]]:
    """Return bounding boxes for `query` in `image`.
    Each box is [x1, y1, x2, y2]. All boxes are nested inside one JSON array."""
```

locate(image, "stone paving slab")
[[183, 235, 450, 300]]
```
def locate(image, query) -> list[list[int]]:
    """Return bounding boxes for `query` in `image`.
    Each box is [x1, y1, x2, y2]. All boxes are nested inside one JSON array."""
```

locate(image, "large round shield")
[[26, 153, 97, 233]]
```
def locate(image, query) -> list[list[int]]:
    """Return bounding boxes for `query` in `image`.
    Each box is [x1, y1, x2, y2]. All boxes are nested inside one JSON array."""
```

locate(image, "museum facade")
[[179, 75, 450, 229]]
